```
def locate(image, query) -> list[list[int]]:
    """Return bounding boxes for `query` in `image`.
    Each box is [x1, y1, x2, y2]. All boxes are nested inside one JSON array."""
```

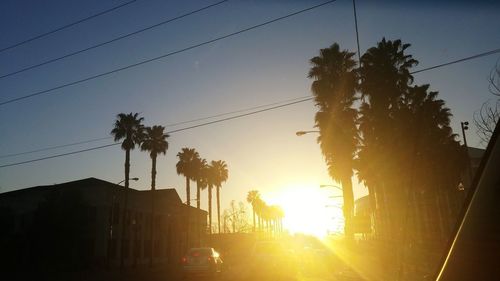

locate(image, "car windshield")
[[0, 1, 499, 281]]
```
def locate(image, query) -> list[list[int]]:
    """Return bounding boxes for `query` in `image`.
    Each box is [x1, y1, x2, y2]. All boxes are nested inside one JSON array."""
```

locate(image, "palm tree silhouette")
[[246, 190, 260, 232], [206, 162, 216, 234], [111, 112, 145, 268], [140, 125, 168, 267], [356, 38, 418, 239], [192, 156, 207, 244], [193, 157, 207, 211], [176, 148, 199, 207], [176, 147, 199, 247], [308, 43, 358, 240], [211, 160, 228, 234]]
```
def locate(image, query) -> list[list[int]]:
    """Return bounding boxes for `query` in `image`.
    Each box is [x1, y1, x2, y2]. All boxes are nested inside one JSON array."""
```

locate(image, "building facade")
[[0, 178, 207, 270]]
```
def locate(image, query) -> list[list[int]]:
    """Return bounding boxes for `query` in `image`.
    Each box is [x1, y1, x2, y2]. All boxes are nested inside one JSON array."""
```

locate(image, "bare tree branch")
[[489, 60, 500, 96], [474, 99, 500, 144]]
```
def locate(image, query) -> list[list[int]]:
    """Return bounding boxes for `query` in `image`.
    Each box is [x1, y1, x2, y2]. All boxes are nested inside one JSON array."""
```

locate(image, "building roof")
[[0, 177, 182, 204]]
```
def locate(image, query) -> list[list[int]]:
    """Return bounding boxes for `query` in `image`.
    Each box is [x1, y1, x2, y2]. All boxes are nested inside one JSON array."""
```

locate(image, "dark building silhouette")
[[0, 178, 207, 271]]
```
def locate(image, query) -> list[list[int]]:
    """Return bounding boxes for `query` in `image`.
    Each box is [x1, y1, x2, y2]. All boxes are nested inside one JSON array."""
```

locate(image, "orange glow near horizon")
[[268, 184, 344, 238]]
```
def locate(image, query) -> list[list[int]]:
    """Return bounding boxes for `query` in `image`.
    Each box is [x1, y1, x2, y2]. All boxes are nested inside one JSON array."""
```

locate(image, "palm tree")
[[206, 163, 216, 234], [140, 125, 169, 267], [246, 190, 260, 232], [176, 148, 200, 206], [110, 112, 145, 268], [193, 157, 208, 211], [192, 156, 207, 244], [176, 147, 199, 248], [211, 160, 228, 234], [308, 43, 358, 240], [357, 38, 418, 239]]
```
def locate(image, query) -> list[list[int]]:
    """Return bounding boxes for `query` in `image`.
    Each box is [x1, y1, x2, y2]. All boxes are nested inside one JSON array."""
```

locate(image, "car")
[[181, 247, 223, 279], [247, 241, 297, 280]]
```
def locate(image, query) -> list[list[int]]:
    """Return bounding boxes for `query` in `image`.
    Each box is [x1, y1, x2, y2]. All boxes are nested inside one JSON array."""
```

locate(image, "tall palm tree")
[[246, 190, 260, 232], [111, 112, 145, 268], [308, 43, 358, 240], [206, 163, 216, 234], [176, 147, 199, 248], [357, 38, 418, 239], [140, 125, 168, 267], [192, 156, 207, 244], [211, 160, 228, 234], [176, 148, 200, 206], [193, 157, 208, 211]]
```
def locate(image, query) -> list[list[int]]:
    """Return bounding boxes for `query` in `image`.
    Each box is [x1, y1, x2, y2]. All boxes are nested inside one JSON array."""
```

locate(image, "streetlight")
[[320, 184, 343, 192], [116, 177, 139, 185], [461, 121, 474, 185], [295, 130, 320, 136], [460, 121, 469, 148]]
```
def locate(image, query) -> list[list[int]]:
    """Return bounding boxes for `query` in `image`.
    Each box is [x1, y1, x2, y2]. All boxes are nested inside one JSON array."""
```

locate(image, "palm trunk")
[[208, 184, 213, 234], [185, 176, 191, 248], [252, 207, 256, 232], [149, 155, 156, 267], [186, 177, 191, 206], [196, 181, 201, 209], [341, 175, 355, 240], [120, 148, 131, 268], [196, 180, 201, 246], [216, 186, 221, 234]]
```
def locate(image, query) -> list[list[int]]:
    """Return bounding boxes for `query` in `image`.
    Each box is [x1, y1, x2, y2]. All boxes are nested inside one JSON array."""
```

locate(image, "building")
[[0, 178, 207, 271]]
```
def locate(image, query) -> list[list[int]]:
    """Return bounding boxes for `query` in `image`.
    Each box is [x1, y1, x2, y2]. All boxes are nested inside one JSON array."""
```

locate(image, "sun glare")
[[268, 184, 344, 237]]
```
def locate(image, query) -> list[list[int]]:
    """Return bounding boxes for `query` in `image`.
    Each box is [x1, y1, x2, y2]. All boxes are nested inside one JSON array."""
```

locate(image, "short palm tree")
[[246, 190, 260, 232], [211, 160, 228, 234], [110, 112, 145, 268], [140, 125, 168, 267]]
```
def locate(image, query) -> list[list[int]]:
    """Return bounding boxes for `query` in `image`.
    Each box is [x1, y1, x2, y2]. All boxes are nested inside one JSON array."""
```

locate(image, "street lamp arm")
[[116, 177, 139, 185], [320, 184, 343, 192], [296, 130, 320, 136]]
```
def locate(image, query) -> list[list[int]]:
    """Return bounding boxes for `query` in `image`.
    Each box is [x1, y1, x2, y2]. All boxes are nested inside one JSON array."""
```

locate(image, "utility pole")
[[461, 121, 474, 187]]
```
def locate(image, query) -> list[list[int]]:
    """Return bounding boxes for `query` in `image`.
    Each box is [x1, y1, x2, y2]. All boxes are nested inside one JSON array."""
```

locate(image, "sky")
[[0, 0, 499, 236]]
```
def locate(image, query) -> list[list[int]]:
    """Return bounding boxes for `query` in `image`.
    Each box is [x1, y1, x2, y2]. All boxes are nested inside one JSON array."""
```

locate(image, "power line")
[[0, 137, 112, 159], [166, 97, 313, 134], [0, 0, 229, 80], [0, 143, 119, 168], [0, 95, 310, 159], [0, 97, 314, 168], [0, 0, 138, 54], [165, 95, 309, 127], [0, 0, 338, 107], [410, 48, 500, 74], [2, 44, 500, 168]]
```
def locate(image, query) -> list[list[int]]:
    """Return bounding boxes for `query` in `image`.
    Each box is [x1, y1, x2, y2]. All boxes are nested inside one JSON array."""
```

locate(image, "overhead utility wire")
[[0, 97, 314, 168], [0, 0, 229, 80], [0, 95, 310, 159], [1, 47, 499, 168], [410, 48, 500, 74], [0, 137, 112, 159], [0, 0, 138, 54], [0, 0, 338, 107]]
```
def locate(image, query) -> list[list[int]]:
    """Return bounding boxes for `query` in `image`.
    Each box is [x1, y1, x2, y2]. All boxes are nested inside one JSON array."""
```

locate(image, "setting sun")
[[268, 184, 344, 237]]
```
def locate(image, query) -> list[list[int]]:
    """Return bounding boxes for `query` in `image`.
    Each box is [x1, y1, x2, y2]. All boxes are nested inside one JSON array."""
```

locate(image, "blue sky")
[[1, 0, 499, 227]]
